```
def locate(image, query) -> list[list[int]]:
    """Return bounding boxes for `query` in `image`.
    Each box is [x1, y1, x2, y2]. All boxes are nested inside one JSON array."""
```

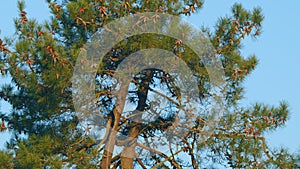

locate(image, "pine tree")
[[0, 0, 299, 168]]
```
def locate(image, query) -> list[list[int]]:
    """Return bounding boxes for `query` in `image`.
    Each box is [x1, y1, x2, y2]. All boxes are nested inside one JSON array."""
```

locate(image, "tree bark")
[[100, 107, 121, 169], [120, 125, 139, 169], [100, 74, 130, 169], [120, 70, 152, 169]]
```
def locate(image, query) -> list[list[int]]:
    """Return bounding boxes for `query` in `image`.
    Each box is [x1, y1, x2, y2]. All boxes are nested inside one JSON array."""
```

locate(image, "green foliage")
[[0, 151, 14, 169]]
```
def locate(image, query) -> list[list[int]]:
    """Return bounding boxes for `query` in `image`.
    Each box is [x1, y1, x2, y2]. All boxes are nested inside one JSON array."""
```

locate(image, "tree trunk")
[[120, 126, 140, 169], [120, 70, 152, 169], [100, 107, 121, 169], [100, 132, 116, 169], [100, 73, 132, 168]]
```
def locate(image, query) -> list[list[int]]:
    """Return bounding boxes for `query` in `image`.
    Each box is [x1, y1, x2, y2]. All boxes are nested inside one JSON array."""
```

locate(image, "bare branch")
[[135, 153, 147, 169], [137, 143, 183, 169]]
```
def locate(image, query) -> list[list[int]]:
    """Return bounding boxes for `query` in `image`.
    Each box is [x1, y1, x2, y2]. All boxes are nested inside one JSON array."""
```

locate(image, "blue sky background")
[[0, 0, 299, 155], [188, 0, 300, 153]]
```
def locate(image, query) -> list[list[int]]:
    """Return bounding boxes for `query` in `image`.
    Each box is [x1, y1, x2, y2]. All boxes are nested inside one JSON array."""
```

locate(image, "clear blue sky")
[[0, 0, 299, 154]]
